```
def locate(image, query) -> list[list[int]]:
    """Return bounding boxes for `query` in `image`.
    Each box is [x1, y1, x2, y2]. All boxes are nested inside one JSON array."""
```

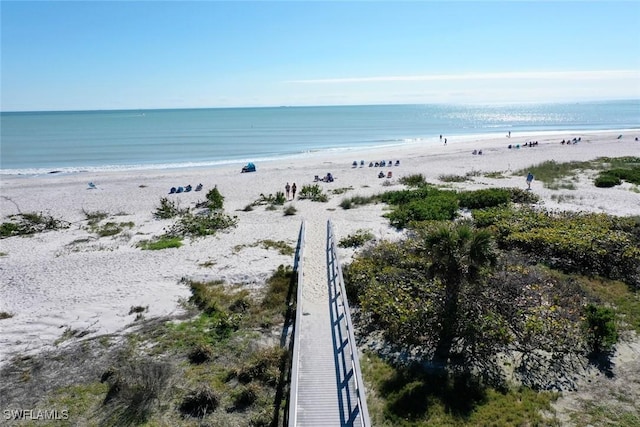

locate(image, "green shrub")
[[298, 184, 328, 202], [154, 197, 186, 219], [386, 192, 459, 228], [479, 207, 640, 287], [83, 209, 109, 225], [584, 304, 618, 353], [206, 186, 225, 210], [283, 205, 297, 216], [339, 229, 374, 248], [399, 173, 427, 187], [439, 174, 469, 182], [594, 173, 622, 188], [0, 212, 69, 238], [339, 195, 378, 210], [168, 211, 238, 237], [179, 386, 219, 417], [458, 188, 511, 210], [138, 236, 183, 250]]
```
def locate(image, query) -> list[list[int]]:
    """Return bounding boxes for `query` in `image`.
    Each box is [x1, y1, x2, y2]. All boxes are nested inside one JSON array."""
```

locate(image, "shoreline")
[[2, 127, 638, 178], [1, 129, 639, 366]]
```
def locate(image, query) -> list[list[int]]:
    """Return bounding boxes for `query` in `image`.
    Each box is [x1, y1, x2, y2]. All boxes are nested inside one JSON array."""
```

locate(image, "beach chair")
[[185, 185, 192, 192], [352, 161, 358, 168], [360, 160, 365, 167], [88, 182, 97, 190], [369, 162, 374, 167], [387, 171, 392, 178], [395, 160, 400, 166], [169, 187, 177, 194], [176, 186, 184, 193], [378, 171, 385, 178], [195, 183, 203, 191]]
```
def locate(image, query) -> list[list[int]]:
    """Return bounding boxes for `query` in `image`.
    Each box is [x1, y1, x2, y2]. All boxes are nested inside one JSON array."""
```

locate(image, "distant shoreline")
[[2, 127, 639, 178]]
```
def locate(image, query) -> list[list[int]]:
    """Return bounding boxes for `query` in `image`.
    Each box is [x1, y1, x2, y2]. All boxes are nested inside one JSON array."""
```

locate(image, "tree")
[[419, 223, 497, 361]]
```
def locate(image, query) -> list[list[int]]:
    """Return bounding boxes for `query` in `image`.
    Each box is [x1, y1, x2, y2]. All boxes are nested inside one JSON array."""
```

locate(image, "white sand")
[[1, 130, 639, 366]]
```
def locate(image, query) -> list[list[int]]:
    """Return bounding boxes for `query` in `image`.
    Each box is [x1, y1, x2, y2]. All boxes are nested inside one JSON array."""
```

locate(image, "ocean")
[[1, 100, 638, 175]]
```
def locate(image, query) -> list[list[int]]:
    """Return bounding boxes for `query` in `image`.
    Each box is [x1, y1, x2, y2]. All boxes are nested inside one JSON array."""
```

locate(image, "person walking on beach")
[[285, 182, 291, 200], [440, 134, 442, 142], [444, 138, 447, 145], [526, 172, 534, 190], [292, 183, 297, 199]]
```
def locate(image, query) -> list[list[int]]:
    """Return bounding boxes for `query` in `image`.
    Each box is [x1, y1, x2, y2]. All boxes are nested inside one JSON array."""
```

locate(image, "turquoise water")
[[1, 101, 638, 174]]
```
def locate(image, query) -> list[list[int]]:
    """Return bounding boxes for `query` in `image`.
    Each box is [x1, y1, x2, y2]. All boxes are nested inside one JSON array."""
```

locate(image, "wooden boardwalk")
[[288, 220, 370, 427]]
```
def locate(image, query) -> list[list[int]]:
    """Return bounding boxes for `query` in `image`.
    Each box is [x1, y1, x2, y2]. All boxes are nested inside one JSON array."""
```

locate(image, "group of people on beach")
[[285, 182, 297, 200]]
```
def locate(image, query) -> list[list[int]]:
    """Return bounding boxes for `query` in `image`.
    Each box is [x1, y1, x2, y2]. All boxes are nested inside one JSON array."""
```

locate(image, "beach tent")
[[241, 162, 256, 173]]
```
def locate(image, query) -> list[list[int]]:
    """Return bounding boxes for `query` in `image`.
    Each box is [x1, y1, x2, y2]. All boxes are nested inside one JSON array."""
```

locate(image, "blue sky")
[[2, 1, 639, 111]]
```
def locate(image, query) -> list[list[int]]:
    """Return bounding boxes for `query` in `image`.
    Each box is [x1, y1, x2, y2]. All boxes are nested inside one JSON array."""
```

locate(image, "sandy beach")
[[1, 129, 639, 366]]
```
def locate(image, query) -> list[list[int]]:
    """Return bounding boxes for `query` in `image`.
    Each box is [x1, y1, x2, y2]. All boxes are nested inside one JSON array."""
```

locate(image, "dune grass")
[[137, 236, 183, 250]]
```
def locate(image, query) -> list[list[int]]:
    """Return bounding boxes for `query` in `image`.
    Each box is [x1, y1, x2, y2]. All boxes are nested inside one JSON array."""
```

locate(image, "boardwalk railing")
[[327, 220, 371, 427], [287, 220, 306, 427]]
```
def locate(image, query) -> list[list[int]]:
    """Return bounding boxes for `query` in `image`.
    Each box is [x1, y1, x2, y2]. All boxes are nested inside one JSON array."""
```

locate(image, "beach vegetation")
[[384, 190, 459, 227], [234, 240, 294, 256], [179, 385, 220, 417], [93, 221, 134, 237], [399, 173, 427, 187], [205, 186, 225, 210], [457, 188, 511, 210], [472, 207, 640, 287], [0, 212, 69, 238], [137, 236, 183, 250], [381, 179, 393, 186], [283, 204, 297, 216], [251, 191, 287, 207], [339, 194, 379, 209], [361, 351, 560, 427], [517, 157, 640, 189], [0, 252, 7, 257], [242, 203, 254, 211], [484, 171, 506, 179], [0, 311, 14, 320], [168, 210, 238, 238], [595, 166, 640, 187], [154, 197, 187, 219], [439, 173, 470, 182], [584, 303, 618, 353], [82, 209, 109, 225], [338, 229, 375, 248], [298, 184, 328, 202], [129, 305, 148, 315], [100, 360, 172, 426], [331, 186, 354, 195]]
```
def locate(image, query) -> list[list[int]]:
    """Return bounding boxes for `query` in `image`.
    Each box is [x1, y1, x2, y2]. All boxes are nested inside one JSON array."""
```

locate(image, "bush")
[[339, 195, 378, 210], [206, 186, 224, 210], [179, 386, 219, 418], [458, 188, 511, 210], [168, 211, 238, 237], [154, 198, 186, 219], [0, 212, 69, 238], [399, 173, 427, 187], [101, 361, 172, 425], [339, 229, 374, 248], [188, 344, 214, 364], [386, 192, 459, 228], [298, 184, 328, 202], [284, 205, 297, 216], [584, 304, 618, 353], [137, 236, 183, 250], [594, 173, 622, 188]]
